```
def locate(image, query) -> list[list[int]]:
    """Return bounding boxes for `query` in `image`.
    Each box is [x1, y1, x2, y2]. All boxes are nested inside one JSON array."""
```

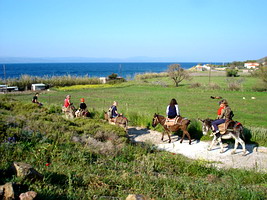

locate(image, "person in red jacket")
[[64, 95, 72, 108]]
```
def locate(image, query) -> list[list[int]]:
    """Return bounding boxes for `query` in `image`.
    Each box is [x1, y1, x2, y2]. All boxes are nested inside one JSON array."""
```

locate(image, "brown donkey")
[[152, 114, 192, 144]]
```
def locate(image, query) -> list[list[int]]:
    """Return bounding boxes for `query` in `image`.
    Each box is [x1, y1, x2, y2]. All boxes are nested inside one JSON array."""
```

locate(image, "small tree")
[[108, 73, 118, 80], [253, 65, 267, 84], [226, 68, 239, 77], [167, 64, 190, 87]]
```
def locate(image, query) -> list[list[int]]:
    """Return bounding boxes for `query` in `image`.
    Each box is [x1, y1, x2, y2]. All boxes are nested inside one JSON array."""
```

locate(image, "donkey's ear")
[[198, 118, 204, 122]]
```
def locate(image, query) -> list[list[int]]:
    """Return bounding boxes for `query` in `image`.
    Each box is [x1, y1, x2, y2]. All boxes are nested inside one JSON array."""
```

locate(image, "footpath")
[[127, 126, 267, 172]]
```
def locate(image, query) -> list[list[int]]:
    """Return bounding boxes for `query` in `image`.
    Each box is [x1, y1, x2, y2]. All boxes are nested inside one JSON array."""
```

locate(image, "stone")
[[0, 185, 4, 198], [2, 182, 15, 200], [126, 194, 148, 200], [256, 147, 267, 153], [19, 191, 37, 200], [12, 162, 43, 181]]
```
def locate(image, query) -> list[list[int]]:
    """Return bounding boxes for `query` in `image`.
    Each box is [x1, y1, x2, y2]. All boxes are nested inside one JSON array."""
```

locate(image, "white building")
[[244, 63, 259, 69], [31, 83, 46, 91], [99, 77, 107, 84]]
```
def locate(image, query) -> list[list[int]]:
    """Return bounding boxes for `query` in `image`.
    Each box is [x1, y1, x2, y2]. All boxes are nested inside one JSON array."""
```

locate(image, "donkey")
[[199, 118, 246, 155], [62, 104, 76, 119], [104, 111, 128, 130], [152, 114, 191, 144]]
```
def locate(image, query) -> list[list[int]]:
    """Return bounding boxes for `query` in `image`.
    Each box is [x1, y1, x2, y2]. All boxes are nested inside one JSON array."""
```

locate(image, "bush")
[[107, 78, 126, 84], [189, 82, 202, 88], [208, 82, 221, 90], [134, 72, 168, 80], [226, 78, 244, 91], [226, 68, 239, 77], [108, 73, 118, 80], [252, 83, 267, 92], [2, 75, 101, 90]]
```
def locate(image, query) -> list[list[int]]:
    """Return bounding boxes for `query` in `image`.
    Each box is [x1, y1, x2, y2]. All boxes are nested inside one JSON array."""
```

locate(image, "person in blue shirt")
[[166, 98, 180, 119], [111, 101, 119, 118]]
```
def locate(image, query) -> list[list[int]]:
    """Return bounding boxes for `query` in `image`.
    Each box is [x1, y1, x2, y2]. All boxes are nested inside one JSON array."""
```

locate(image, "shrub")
[[107, 78, 126, 85], [226, 78, 244, 91], [189, 82, 202, 88], [108, 73, 118, 80], [4, 75, 101, 90], [208, 82, 221, 90], [134, 72, 168, 80], [226, 68, 239, 77], [252, 84, 267, 92]]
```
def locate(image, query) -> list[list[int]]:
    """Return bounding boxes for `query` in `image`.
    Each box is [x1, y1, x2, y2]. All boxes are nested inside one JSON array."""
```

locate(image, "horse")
[[104, 111, 128, 130], [62, 104, 76, 119], [199, 118, 246, 155], [152, 114, 191, 144]]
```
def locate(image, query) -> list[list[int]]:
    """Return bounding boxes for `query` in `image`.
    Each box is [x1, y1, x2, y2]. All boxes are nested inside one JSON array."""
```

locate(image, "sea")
[[0, 62, 223, 79]]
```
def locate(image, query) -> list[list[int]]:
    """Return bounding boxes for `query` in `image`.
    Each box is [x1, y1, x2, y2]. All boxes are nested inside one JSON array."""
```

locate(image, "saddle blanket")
[[165, 117, 181, 127]]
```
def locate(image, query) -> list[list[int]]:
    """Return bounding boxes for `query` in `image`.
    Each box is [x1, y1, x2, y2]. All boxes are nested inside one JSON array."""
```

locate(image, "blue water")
[[0, 62, 222, 79]]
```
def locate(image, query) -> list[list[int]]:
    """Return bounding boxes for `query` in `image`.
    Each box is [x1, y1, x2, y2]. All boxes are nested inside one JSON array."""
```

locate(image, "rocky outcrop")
[[19, 191, 37, 200], [0, 182, 15, 200], [253, 146, 267, 154], [12, 162, 43, 181], [126, 194, 152, 200]]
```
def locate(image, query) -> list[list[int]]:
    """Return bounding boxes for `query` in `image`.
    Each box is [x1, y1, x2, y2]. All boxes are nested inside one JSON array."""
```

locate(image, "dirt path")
[[127, 126, 267, 172]]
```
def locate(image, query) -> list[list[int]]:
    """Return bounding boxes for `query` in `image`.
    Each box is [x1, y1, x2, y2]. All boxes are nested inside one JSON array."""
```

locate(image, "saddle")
[[218, 120, 234, 134], [165, 116, 180, 127]]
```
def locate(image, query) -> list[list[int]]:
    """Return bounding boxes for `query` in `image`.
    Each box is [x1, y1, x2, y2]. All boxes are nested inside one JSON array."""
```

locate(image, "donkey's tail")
[[234, 122, 245, 140]]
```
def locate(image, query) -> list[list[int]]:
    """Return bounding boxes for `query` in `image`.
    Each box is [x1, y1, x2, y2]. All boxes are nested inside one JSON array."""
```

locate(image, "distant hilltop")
[[0, 56, 184, 63], [257, 56, 267, 64]]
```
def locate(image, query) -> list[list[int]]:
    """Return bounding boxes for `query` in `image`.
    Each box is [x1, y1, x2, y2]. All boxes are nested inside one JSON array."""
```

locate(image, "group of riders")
[[63, 95, 90, 117], [33, 93, 233, 134], [165, 98, 233, 135]]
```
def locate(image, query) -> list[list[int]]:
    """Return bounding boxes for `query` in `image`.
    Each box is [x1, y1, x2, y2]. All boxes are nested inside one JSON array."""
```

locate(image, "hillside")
[[0, 99, 267, 199], [257, 56, 267, 64]]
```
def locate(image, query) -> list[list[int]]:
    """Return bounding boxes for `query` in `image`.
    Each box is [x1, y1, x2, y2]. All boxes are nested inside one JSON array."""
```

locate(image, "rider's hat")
[[220, 99, 228, 106], [80, 98, 85, 102]]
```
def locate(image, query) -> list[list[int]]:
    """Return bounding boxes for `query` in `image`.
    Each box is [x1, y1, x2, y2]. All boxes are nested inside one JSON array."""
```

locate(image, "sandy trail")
[[127, 126, 267, 172]]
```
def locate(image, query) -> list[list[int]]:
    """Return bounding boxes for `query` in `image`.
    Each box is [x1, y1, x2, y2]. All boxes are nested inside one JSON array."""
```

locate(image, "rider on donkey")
[[32, 93, 43, 106], [75, 98, 89, 117], [110, 101, 120, 119], [166, 98, 180, 119], [63, 95, 72, 112], [211, 99, 233, 134]]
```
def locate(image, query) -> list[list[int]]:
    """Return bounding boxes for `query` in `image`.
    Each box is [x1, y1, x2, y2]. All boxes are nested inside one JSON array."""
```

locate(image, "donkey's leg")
[[185, 130, 192, 145], [161, 131, 165, 141], [208, 136, 217, 151], [180, 132, 185, 144], [167, 131, 171, 143], [236, 137, 246, 156], [218, 137, 224, 153], [231, 135, 238, 155]]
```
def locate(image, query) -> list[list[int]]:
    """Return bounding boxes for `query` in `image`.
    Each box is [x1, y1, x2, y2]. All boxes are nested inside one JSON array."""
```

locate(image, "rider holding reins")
[[211, 99, 233, 134]]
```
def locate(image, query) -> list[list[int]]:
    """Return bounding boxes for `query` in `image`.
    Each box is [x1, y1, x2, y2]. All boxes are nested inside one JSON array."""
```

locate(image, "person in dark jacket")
[[110, 101, 119, 118], [166, 98, 180, 119], [79, 98, 87, 110], [211, 99, 233, 134], [32, 93, 43, 106]]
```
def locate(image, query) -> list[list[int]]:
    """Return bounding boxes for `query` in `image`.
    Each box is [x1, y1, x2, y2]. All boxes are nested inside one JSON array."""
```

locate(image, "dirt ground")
[[127, 126, 267, 173]]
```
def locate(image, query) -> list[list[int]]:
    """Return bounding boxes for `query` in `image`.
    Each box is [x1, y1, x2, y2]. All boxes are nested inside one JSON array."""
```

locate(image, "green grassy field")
[[0, 100, 266, 199], [5, 74, 267, 144]]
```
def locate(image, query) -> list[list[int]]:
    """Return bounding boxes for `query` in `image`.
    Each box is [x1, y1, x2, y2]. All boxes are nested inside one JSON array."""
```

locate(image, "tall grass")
[[0, 75, 101, 90], [134, 72, 168, 80]]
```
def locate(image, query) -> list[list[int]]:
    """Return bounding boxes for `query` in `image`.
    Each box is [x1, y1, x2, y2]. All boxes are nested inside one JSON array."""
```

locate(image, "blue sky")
[[0, 0, 266, 62]]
